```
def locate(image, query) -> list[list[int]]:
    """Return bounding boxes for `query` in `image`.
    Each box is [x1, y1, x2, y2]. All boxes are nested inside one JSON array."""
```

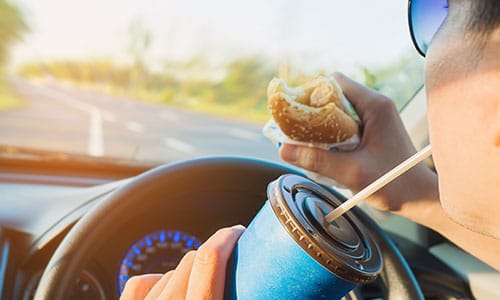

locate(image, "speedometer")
[[117, 229, 202, 295]]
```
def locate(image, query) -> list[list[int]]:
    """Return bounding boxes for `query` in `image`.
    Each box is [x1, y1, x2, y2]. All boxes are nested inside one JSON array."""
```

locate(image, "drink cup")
[[225, 174, 382, 299]]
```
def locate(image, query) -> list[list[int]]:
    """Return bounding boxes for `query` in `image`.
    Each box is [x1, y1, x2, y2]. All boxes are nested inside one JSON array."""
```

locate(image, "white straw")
[[324, 145, 432, 223]]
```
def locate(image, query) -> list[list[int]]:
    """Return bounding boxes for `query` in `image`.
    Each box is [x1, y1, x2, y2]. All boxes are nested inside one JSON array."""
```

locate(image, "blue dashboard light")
[[173, 231, 181, 243], [117, 229, 203, 296]]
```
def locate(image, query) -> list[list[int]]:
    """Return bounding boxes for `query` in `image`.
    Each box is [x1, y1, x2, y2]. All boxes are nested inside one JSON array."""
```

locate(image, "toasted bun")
[[267, 75, 359, 143]]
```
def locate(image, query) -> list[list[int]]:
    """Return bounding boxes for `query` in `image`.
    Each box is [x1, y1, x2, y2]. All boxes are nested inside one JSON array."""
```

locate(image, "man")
[[122, 0, 500, 298]]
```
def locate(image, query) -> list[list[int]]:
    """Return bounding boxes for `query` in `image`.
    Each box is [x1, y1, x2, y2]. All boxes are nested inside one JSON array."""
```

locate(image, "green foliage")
[[363, 68, 380, 91], [17, 51, 424, 122], [19, 59, 132, 86], [0, 82, 23, 111], [17, 56, 277, 122], [0, 0, 27, 111], [361, 52, 424, 110], [0, 0, 28, 72], [216, 56, 275, 108]]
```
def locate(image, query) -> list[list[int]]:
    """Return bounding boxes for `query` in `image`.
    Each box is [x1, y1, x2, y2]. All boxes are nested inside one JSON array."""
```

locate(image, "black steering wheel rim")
[[34, 156, 424, 299]]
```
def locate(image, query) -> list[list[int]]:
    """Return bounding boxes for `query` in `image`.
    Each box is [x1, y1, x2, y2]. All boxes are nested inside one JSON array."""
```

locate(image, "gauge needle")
[[325, 145, 433, 223]]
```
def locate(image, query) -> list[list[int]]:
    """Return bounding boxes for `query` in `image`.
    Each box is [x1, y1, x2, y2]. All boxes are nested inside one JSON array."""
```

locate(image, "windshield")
[[0, 0, 424, 163]]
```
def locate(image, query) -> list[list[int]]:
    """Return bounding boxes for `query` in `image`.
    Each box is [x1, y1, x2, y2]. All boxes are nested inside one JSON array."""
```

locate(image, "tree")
[[217, 56, 275, 109], [0, 0, 27, 74], [127, 18, 152, 89]]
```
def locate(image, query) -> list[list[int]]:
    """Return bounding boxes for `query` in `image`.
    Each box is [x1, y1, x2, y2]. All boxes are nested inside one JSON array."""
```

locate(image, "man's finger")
[[120, 274, 163, 300], [280, 144, 357, 180], [186, 225, 245, 300], [144, 271, 174, 300], [332, 72, 381, 122], [158, 250, 197, 299]]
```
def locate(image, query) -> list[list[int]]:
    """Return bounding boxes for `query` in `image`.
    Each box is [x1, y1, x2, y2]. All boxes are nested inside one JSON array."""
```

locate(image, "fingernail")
[[280, 145, 298, 162], [232, 224, 246, 231]]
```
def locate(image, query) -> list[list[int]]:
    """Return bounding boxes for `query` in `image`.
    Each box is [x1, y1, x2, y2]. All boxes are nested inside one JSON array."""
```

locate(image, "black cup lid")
[[268, 174, 382, 284]]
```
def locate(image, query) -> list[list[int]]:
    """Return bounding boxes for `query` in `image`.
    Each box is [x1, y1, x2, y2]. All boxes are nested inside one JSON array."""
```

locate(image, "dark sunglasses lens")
[[410, 0, 449, 55]]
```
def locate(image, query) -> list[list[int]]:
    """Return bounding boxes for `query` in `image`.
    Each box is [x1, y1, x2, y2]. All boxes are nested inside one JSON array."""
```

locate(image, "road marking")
[[164, 138, 195, 154], [227, 128, 261, 141], [125, 121, 144, 133], [160, 111, 179, 122], [34, 85, 104, 156]]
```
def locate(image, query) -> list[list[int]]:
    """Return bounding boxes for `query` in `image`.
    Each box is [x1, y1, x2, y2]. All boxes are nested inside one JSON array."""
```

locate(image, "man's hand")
[[280, 72, 436, 212], [120, 225, 245, 300]]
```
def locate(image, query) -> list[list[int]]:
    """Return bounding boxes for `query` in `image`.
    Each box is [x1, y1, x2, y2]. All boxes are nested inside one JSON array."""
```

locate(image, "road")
[[0, 79, 280, 163]]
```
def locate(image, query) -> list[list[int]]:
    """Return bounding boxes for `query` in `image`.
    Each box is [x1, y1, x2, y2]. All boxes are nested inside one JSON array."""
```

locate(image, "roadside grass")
[[143, 91, 271, 124], [180, 102, 270, 124], [0, 84, 24, 112], [70, 82, 271, 124]]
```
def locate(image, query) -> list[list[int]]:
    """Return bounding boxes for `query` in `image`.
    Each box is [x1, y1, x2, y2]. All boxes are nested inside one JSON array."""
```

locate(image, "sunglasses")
[[408, 0, 449, 56]]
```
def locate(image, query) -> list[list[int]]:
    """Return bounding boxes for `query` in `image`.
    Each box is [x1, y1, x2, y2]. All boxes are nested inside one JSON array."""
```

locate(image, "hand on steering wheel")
[[120, 225, 245, 300]]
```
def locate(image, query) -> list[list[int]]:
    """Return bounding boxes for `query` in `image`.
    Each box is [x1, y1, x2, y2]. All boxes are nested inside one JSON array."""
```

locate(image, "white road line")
[[35, 85, 104, 156], [160, 111, 179, 122], [164, 138, 195, 154], [227, 128, 261, 141], [125, 121, 144, 133]]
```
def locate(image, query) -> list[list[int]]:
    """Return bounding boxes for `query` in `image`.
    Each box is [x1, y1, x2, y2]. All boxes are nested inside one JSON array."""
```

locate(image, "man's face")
[[425, 1, 500, 237]]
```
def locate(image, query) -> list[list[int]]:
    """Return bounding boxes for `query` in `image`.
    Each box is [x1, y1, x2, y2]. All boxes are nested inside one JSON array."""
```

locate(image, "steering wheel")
[[34, 157, 424, 299]]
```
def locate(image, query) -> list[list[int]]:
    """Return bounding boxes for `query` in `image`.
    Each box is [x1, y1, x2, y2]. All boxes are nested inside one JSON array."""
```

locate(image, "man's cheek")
[[427, 86, 473, 216], [427, 90, 449, 184], [427, 76, 500, 236]]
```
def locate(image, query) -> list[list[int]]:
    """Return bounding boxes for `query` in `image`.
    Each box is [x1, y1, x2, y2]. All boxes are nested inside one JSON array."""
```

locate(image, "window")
[[0, 0, 424, 162]]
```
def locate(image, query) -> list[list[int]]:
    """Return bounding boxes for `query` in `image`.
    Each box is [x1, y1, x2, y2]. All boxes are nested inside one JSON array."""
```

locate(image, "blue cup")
[[225, 174, 382, 299]]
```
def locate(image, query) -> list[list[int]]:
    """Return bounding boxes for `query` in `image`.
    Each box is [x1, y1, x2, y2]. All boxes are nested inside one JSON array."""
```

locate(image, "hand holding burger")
[[267, 75, 360, 144]]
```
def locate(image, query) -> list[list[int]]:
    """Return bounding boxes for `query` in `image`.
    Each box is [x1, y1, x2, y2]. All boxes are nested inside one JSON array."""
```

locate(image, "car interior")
[[0, 1, 499, 299]]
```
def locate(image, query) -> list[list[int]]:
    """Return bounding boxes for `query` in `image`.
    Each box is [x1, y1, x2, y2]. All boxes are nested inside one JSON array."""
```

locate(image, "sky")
[[10, 0, 415, 74]]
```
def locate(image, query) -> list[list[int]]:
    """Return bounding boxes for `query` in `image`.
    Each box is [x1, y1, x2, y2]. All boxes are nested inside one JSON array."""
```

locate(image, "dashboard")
[[0, 155, 496, 300]]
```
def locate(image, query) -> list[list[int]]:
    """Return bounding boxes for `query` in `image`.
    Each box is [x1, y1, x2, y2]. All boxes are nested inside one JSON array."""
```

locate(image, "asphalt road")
[[0, 79, 280, 163]]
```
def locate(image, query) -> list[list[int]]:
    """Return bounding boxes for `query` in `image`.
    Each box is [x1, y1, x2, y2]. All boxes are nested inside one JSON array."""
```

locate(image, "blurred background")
[[0, 0, 424, 163]]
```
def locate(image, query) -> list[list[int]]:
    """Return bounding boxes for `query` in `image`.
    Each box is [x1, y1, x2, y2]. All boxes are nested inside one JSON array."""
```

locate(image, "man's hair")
[[468, 0, 500, 33]]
